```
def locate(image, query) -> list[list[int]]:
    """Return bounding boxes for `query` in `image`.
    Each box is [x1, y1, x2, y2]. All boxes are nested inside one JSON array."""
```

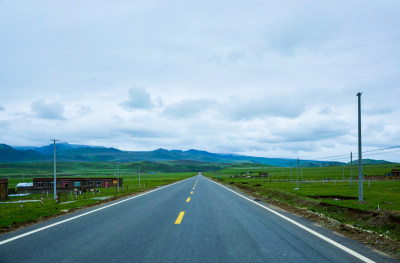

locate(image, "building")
[[0, 179, 8, 201], [391, 169, 400, 177], [17, 177, 123, 194]]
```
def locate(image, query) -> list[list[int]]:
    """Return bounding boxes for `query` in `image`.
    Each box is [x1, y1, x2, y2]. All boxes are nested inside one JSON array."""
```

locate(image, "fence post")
[[41, 194, 44, 207]]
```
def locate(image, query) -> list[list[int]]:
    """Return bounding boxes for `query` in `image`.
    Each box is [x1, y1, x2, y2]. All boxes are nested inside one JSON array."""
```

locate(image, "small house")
[[0, 179, 8, 201], [17, 177, 123, 194]]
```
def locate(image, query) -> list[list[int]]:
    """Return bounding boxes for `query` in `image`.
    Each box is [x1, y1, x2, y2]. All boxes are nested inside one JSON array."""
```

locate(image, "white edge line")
[[0, 176, 194, 246], [207, 177, 375, 263]]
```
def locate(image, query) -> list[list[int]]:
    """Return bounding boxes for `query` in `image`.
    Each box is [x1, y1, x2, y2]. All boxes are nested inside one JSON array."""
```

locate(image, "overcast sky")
[[1, 0, 399, 162]]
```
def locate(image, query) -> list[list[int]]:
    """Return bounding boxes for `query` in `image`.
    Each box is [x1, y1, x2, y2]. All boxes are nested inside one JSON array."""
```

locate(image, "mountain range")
[[0, 143, 393, 167]]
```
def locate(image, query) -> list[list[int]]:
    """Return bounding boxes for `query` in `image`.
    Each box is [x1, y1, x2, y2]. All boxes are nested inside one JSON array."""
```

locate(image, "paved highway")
[[0, 174, 396, 262]]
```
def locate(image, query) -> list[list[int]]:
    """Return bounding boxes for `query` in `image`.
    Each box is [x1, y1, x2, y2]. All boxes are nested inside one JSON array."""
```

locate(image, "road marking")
[[186, 197, 191, 202], [190, 191, 193, 194], [0, 177, 194, 246], [208, 178, 375, 263], [174, 211, 185, 224]]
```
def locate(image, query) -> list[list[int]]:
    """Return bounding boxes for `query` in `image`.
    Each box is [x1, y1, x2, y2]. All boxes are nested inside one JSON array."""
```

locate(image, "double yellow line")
[[174, 177, 199, 224]]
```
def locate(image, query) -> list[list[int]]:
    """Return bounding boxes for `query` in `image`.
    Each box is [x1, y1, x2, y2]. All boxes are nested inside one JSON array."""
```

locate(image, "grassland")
[[205, 163, 400, 255], [1, 161, 399, 255], [208, 163, 400, 210], [0, 161, 224, 186], [0, 164, 195, 232]]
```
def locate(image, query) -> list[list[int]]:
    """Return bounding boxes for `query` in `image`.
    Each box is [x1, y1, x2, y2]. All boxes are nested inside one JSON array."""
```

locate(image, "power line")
[[359, 146, 400, 154], [362, 148, 400, 158], [308, 146, 400, 161]]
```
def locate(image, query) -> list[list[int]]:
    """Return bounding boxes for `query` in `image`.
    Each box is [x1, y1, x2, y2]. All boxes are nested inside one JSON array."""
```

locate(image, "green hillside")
[[0, 160, 228, 186], [0, 144, 43, 163], [1, 143, 394, 167]]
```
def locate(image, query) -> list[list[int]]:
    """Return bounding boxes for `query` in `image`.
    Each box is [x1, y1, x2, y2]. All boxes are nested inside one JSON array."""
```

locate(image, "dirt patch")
[[222, 180, 400, 259], [308, 195, 358, 200]]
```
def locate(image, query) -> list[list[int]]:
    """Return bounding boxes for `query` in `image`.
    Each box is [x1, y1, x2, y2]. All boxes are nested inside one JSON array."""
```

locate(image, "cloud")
[[222, 93, 306, 120], [78, 105, 92, 115], [0, 105, 4, 111], [162, 99, 216, 118], [118, 128, 173, 139], [31, 99, 66, 120], [1, 1, 399, 162], [274, 120, 349, 143], [120, 87, 155, 110], [265, 15, 338, 56]]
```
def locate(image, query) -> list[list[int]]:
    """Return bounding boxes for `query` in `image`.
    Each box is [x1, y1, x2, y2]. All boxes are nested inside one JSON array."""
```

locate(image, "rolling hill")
[[0, 144, 44, 163], [1, 142, 394, 167]]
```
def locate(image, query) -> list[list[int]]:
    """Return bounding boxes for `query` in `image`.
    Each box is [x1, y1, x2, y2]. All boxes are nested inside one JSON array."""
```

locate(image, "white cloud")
[[221, 93, 307, 120], [31, 100, 66, 120], [162, 99, 216, 118], [120, 87, 155, 110], [0, 1, 399, 162]]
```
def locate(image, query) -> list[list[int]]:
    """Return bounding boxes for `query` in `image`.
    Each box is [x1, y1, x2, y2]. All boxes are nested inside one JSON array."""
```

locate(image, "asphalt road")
[[0, 174, 397, 262]]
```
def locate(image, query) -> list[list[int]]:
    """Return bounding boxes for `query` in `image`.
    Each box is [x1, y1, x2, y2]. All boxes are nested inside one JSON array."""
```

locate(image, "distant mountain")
[[0, 143, 395, 167], [122, 160, 228, 173], [347, 159, 392, 165], [14, 142, 105, 156], [0, 160, 228, 174], [0, 144, 44, 163]]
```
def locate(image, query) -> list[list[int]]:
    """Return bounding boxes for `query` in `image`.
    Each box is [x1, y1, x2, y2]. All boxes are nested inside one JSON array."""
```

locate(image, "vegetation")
[[1, 160, 399, 254], [0, 161, 196, 232], [205, 163, 400, 243], [0, 161, 225, 189], [3, 143, 390, 166]]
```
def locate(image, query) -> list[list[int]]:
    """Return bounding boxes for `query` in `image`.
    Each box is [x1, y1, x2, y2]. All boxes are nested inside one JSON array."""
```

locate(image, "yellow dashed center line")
[[174, 211, 185, 224], [175, 179, 199, 225]]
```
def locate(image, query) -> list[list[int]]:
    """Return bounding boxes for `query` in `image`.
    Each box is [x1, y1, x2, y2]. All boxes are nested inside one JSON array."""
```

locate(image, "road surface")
[[0, 174, 396, 262]]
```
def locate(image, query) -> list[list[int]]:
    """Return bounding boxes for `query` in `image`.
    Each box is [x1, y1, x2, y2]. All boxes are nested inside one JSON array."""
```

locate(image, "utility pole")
[[138, 166, 141, 187], [51, 139, 59, 199], [297, 158, 299, 189], [290, 162, 293, 184], [342, 165, 345, 180], [117, 163, 120, 192], [357, 92, 363, 202], [350, 152, 353, 188], [261, 167, 264, 185]]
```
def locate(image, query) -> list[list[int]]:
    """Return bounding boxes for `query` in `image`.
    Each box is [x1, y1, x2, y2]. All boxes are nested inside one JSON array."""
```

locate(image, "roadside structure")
[[0, 179, 8, 200], [391, 169, 400, 177], [16, 177, 123, 194]]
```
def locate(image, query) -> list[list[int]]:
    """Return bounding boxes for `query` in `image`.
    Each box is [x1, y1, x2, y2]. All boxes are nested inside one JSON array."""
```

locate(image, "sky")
[[1, 0, 399, 162]]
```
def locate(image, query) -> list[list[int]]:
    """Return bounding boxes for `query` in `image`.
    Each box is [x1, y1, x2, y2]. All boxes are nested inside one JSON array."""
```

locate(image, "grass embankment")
[[0, 172, 195, 233], [206, 163, 400, 256]]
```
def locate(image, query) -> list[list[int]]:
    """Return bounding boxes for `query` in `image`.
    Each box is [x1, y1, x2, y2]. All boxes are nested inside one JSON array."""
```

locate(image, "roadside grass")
[[205, 164, 400, 242], [0, 172, 195, 232], [214, 163, 400, 181]]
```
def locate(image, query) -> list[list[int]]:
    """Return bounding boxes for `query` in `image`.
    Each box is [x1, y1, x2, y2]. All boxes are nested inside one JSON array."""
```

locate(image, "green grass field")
[[205, 163, 400, 242], [0, 171, 195, 232], [2, 161, 400, 241], [213, 162, 400, 180], [206, 163, 400, 211]]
